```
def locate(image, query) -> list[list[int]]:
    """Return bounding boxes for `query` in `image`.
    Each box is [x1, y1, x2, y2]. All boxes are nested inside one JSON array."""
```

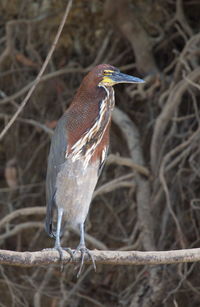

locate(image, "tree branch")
[[1, 248, 200, 267]]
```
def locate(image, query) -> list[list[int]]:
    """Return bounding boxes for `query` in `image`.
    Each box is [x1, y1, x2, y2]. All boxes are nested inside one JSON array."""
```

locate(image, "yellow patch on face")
[[100, 76, 115, 86], [98, 69, 115, 86]]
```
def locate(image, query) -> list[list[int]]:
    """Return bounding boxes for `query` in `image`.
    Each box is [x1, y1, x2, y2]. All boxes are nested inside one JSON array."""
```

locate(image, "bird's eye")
[[103, 70, 113, 76]]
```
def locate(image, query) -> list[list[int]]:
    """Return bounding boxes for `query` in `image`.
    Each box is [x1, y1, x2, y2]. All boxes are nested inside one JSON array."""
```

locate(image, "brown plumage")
[[45, 64, 144, 276]]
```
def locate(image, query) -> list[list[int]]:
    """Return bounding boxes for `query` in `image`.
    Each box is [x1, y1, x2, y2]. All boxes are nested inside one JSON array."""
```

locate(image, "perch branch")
[[0, 248, 200, 267]]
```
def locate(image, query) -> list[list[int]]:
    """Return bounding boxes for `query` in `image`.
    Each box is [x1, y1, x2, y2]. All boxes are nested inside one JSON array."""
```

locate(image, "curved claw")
[[62, 247, 74, 262], [43, 246, 73, 271], [74, 245, 96, 278], [56, 246, 74, 271]]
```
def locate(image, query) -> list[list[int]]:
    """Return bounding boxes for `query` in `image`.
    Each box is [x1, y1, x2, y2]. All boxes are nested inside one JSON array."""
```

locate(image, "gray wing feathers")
[[45, 114, 67, 237]]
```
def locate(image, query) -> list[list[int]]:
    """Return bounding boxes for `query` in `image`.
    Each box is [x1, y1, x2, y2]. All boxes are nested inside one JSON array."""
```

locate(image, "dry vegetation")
[[0, 0, 200, 306]]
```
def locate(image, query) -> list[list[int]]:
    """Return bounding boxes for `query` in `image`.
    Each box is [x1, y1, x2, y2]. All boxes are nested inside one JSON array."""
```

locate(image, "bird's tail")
[[45, 204, 56, 238], [45, 190, 57, 239]]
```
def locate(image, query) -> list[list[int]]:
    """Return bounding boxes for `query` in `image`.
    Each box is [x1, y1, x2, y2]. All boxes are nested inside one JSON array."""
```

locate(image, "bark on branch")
[[1, 248, 200, 267]]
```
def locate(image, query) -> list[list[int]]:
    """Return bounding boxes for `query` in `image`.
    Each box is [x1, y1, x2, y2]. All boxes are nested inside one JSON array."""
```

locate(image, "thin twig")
[[107, 154, 150, 177]]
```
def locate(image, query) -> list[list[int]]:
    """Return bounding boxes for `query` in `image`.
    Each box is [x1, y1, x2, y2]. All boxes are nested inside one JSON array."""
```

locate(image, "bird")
[[45, 64, 144, 276]]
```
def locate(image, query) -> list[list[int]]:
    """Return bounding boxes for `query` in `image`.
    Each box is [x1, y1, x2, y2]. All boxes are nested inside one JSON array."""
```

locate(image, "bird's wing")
[[45, 114, 67, 237], [98, 145, 109, 177]]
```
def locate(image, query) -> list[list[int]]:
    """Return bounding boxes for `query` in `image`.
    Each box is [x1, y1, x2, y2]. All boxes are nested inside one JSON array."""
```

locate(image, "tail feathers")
[[45, 209, 65, 239], [45, 189, 57, 238], [45, 192, 65, 239], [45, 212, 56, 238], [45, 221, 54, 238], [45, 196, 56, 238]]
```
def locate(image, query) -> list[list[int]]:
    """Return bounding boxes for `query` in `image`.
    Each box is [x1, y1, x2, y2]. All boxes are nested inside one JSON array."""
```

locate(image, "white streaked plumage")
[[66, 86, 114, 169]]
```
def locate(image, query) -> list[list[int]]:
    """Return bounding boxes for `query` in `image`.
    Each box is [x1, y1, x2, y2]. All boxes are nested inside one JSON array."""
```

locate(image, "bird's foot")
[[42, 246, 74, 271], [73, 244, 96, 278]]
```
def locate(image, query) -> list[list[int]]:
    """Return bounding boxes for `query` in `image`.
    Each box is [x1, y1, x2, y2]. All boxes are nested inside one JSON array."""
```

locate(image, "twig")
[[0, 114, 53, 135], [0, 0, 73, 140], [0, 207, 45, 230], [93, 173, 135, 198], [0, 222, 43, 242], [107, 154, 150, 177]]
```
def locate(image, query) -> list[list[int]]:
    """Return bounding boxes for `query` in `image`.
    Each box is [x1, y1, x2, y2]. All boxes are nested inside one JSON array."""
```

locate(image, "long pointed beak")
[[111, 72, 145, 84]]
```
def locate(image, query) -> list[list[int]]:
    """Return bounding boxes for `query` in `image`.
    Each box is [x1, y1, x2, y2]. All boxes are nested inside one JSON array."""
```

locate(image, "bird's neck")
[[66, 85, 115, 167]]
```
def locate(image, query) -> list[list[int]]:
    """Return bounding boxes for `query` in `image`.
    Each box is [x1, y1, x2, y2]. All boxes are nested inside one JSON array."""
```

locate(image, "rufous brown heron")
[[45, 64, 144, 276]]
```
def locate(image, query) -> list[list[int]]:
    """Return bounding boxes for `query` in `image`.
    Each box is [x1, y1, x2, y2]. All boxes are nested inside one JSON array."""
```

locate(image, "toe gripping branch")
[[51, 209, 96, 276], [73, 245, 96, 278], [73, 223, 96, 277]]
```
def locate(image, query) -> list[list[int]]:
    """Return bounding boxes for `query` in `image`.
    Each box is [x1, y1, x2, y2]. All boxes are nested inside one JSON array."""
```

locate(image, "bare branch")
[[1, 248, 200, 267]]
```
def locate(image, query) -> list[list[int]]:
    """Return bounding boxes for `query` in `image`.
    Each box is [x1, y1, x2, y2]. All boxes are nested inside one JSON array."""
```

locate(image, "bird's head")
[[86, 64, 144, 87]]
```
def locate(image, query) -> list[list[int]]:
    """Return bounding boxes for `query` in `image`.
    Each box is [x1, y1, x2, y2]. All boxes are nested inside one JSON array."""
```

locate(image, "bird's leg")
[[74, 223, 96, 278], [54, 207, 64, 257], [54, 208, 74, 270], [53, 208, 66, 271], [43, 208, 73, 270]]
